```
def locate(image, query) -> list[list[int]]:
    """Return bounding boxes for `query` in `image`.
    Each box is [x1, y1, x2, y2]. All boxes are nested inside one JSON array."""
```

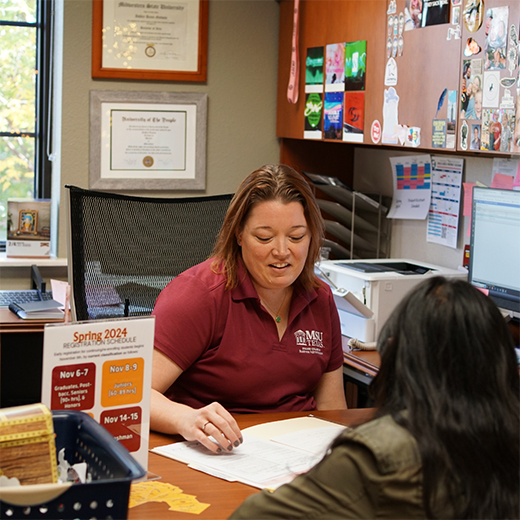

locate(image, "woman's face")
[[237, 200, 311, 292]]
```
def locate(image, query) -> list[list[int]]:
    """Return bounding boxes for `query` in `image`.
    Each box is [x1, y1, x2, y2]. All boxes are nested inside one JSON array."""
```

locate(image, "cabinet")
[[277, 0, 518, 155], [0, 310, 61, 408]]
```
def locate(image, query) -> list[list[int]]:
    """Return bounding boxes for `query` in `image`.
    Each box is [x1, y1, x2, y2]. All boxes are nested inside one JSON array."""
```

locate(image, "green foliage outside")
[[0, 0, 37, 240]]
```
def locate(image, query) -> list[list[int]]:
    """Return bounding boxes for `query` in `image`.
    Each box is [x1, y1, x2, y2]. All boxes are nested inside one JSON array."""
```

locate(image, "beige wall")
[[353, 148, 497, 270], [56, 0, 281, 259]]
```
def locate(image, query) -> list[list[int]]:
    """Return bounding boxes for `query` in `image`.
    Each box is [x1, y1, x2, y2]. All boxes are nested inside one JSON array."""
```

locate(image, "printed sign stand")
[[41, 316, 154, 471]]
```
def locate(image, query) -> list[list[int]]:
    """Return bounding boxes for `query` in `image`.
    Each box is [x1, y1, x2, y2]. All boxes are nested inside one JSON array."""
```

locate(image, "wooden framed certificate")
[[92, 0, 208, 82]]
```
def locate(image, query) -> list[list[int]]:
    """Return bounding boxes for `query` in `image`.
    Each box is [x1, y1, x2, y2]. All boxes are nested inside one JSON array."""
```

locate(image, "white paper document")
[[151, 416, 347, 489], [387, 155, 432, 219], [426, 156, 463, 248]]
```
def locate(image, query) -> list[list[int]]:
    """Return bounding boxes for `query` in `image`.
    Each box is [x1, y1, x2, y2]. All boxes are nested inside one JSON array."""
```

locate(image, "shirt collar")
[[231, 259, 319, 309]]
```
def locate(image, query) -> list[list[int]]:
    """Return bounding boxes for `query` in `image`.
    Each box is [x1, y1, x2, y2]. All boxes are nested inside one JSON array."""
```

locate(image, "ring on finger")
[[202, 421, 211, 433]]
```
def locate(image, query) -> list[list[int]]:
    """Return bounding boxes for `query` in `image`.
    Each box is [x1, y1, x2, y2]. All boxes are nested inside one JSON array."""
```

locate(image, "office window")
[[0, 0, 53, 248]]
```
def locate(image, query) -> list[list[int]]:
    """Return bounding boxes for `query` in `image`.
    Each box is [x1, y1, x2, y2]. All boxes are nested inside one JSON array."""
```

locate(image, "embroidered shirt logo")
[[294, 329, 324, 355]]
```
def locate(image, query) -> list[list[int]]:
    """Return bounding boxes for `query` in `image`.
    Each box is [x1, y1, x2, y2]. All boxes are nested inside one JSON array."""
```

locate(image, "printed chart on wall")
[[41, 317, 154, 471], [387, 155, 432, 219], [426, 156, 463, 248]]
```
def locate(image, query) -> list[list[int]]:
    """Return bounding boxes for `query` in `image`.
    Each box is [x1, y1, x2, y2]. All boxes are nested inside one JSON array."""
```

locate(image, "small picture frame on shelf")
[[7, 199, 51, 258], [18, 209, 38, 235]]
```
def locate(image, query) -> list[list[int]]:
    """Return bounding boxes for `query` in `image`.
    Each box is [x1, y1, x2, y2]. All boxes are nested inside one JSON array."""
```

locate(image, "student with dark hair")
[[230, 277, 520, 519]]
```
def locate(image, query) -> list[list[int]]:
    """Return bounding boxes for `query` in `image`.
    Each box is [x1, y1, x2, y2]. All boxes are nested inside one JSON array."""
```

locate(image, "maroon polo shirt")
[[152, 259, 343, 413]]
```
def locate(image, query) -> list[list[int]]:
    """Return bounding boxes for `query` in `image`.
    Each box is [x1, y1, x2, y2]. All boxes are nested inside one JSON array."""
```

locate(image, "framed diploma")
[[92, 0, 208, 82], [90, 90, 207, 190]]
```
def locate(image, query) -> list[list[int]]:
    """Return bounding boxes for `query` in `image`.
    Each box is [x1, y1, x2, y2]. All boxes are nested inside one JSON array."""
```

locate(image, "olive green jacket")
[[229, 414, 427, 519]]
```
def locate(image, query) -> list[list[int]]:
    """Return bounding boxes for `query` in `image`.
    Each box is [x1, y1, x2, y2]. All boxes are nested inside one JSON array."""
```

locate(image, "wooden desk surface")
[[343, 349, 381, 377], [130, 408, 375, 520], [0, 309, 64, 333]]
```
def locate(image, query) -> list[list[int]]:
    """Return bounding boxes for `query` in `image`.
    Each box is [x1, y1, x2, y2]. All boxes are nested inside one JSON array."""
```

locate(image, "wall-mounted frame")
[[92, 0, 208, 82], [90, 90, 207, 191]]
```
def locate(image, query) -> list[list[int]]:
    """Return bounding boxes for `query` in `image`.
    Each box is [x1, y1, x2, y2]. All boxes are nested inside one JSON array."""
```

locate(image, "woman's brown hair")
[[211, 164, 325, 290]]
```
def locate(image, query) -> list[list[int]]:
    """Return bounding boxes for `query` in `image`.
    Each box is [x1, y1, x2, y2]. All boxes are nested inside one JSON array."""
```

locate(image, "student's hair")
[[369, 277, 519, 519], [211, 164, 324, 290]]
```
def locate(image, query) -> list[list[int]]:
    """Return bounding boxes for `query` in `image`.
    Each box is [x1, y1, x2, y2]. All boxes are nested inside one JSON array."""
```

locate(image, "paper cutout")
[[483, 71, 500, 107], [382, 87, 400, 144], [491, 173, 515, 190], [405, 126, 421, 147], [129, 481, 210, 514], [385, 57, 398, 86], [388, 15, 394, 36], [371, 120, 382, 143], [462, 0, 482, 33], [464, 37, 481, 56], [492, 158, 520, 188], [462, 182, 476, 217], [460, 120, 469, 150]]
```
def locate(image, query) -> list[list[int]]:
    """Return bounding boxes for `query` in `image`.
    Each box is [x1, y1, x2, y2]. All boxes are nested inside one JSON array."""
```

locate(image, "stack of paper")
[[151, 416, 347, 489]]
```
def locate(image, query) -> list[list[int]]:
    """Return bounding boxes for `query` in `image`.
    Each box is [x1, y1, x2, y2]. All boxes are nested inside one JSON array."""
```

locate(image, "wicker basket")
[[0, 410, 145, 519]]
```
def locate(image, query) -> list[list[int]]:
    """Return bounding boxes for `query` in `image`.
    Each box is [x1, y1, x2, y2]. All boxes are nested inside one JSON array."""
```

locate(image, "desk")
[[130, 408, 376, 520], [343, 349, 381, 408], [0, 309, 64, 407]]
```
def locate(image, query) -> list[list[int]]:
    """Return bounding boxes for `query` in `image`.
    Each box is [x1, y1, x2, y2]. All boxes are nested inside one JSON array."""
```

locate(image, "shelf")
[[0, 253, 68, 268]]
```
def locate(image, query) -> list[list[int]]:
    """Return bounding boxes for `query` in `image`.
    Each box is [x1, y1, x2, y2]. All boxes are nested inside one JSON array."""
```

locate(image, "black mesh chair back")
[[66, 185, 233, 321]]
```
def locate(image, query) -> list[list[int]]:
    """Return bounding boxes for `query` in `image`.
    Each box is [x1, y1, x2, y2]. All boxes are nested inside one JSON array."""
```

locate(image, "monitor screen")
[[468, 187, 520, 319]]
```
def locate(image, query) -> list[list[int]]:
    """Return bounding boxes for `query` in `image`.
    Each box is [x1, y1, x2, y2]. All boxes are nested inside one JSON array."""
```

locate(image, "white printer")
[[317, 258, 467, 342]]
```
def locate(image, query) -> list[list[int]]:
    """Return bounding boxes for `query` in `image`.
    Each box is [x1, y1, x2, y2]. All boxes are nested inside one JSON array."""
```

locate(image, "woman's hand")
[[150, 349, 243, 453], [151, 390, 243, 453], [175, 401, 243, 453]]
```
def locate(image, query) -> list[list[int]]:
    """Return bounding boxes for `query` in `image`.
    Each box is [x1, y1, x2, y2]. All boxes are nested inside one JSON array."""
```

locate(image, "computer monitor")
[[468, 187, 520, 320]]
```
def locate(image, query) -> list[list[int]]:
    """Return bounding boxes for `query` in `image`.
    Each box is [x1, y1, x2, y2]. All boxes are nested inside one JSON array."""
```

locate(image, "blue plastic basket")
[[0, 410, 145, 519]]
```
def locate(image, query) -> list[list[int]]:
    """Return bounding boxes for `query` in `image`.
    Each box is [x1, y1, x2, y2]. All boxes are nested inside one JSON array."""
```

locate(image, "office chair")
[[66, 185, 233, 321]]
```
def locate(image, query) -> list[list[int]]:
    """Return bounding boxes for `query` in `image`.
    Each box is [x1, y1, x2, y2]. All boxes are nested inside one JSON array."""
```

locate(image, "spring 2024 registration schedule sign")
[[41, 317, 154, 471]]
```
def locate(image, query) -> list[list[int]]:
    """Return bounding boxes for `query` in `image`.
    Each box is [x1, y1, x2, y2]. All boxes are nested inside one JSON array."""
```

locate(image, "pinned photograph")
[[404, 0, 422, 30], [304, 93, 323, 139], [325, 43, 345, 92], [323, 92, 344, 140], [460, 59, 483, 120], [484, 6, 508, 70], [344, 41, 367, 91], [305, 47, 324, 94], [470, 124, 481, 150], [343, 92, 365, 143]]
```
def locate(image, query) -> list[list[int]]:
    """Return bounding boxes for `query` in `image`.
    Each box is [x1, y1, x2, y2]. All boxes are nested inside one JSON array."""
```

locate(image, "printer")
[[317, 258, 467, 342]]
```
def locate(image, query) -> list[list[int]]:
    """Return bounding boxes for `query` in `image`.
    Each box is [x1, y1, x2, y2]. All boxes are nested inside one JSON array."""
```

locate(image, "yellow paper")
[[129, 481, 210, 514]]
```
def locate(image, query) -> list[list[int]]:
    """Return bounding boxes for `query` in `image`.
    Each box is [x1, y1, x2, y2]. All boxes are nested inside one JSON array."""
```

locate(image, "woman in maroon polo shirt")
[[151, 164, 347, 453]]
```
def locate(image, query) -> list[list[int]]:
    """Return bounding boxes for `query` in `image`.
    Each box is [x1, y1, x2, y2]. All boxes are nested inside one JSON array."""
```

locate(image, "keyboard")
[[0, 290, 54, 309]]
